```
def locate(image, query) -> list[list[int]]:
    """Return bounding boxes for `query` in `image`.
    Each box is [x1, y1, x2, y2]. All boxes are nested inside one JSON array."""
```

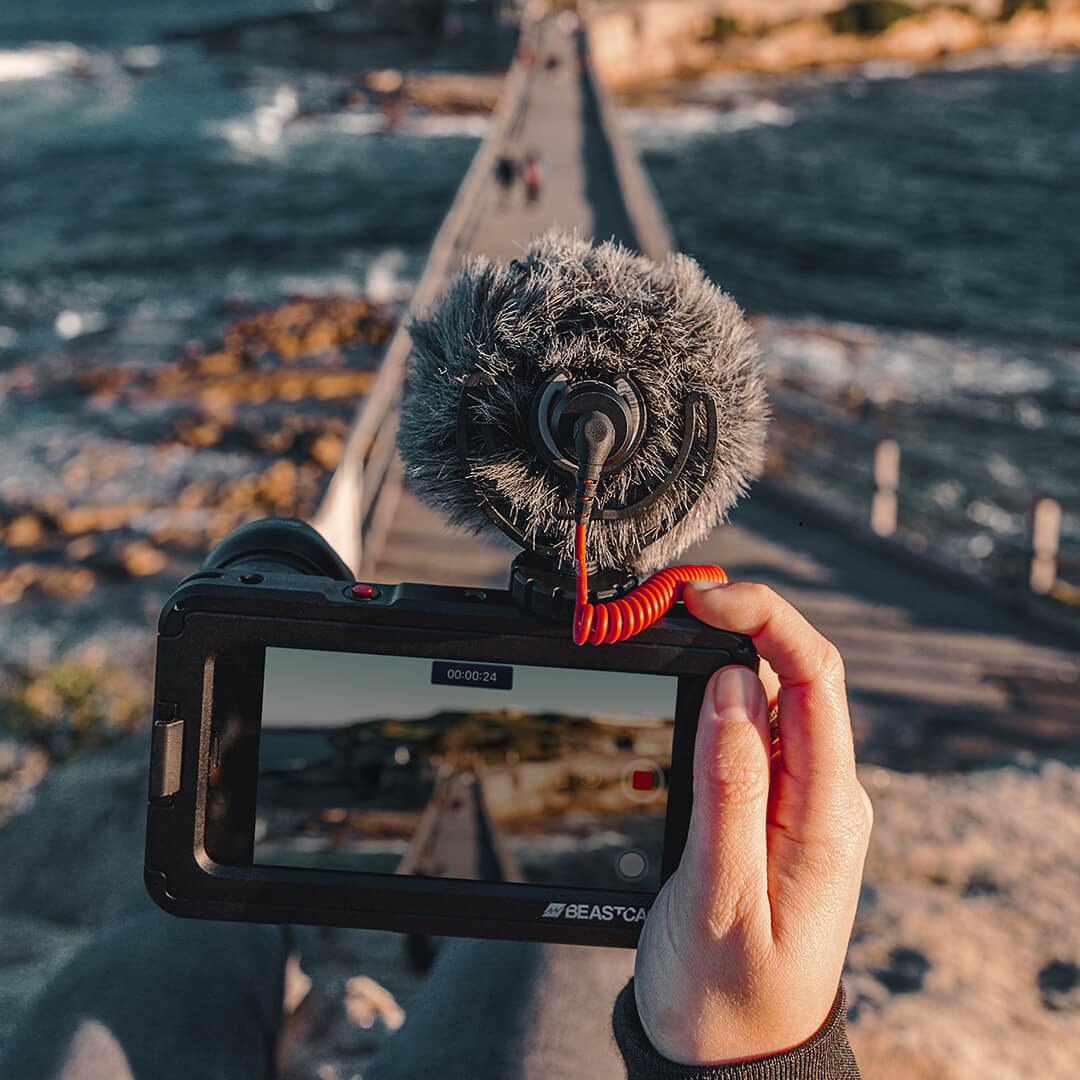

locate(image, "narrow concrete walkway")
[[375, 15, 591, 589], [465, 20, 591, 262]]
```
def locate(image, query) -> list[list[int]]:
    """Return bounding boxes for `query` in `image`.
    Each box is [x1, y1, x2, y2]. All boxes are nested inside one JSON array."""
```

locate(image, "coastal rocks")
[[397, 72, 503, 115], [591, 1, 1080, 89], [216, 296, 393, 364], [874, 7, 985, 61], [0, 292, 394, 611]]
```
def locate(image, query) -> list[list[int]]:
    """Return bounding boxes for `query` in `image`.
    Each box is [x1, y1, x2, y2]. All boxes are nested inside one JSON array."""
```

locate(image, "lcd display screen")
[[253, 647, 679, 894]]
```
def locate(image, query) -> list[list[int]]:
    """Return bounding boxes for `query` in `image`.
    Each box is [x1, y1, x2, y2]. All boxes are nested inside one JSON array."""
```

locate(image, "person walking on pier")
[[493, 153, 517, 207], [522, 150, 546, 206]]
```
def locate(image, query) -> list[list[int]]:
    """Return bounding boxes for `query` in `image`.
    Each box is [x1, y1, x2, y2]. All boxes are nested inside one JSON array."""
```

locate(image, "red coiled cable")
[[572, 520, 727, 645]]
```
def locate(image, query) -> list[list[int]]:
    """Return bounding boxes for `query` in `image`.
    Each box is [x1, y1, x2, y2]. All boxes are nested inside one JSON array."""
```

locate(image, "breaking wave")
[[0, 41, 161, 83], [623, 100, 795, 149]]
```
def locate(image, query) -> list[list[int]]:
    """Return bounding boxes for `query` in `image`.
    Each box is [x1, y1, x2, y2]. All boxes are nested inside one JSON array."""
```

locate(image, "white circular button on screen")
[[617, 850, 647, 881]]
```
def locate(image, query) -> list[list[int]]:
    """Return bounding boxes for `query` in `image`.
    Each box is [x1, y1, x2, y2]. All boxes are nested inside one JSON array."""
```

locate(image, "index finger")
[[682, 581, 856, 787]]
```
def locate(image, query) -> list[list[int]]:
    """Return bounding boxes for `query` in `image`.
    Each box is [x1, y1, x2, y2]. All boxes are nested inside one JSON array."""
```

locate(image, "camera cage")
[[145, 521, 757, 947]]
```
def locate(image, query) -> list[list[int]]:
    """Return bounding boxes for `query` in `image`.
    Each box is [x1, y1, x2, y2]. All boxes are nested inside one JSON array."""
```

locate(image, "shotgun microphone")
[[396, 230, 768, 639]]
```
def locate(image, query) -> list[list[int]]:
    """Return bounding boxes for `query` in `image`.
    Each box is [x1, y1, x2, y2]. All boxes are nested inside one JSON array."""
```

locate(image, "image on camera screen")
[[253, 647, 678, 893]]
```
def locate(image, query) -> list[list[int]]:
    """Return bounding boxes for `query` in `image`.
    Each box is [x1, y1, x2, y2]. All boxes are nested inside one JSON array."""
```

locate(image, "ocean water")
[[1, 3, 1077, 614], [0, 17, 483, 367], [631, 58, 1080, 574]]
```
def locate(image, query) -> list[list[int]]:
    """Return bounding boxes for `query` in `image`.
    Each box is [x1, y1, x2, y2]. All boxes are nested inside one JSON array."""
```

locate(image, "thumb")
[[679, 666, 773, 920]]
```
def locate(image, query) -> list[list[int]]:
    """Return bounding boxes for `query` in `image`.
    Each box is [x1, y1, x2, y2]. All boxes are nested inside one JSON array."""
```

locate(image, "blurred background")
[[0, 1, 1078, 1078]]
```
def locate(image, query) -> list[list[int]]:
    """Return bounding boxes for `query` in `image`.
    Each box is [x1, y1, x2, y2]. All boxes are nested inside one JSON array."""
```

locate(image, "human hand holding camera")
[[634, 580, 873, 1066]]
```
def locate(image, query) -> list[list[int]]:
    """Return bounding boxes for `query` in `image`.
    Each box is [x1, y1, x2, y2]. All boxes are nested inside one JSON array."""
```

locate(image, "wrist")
[[634, 982, 842, 1068], [616, 981, 852, 1077]]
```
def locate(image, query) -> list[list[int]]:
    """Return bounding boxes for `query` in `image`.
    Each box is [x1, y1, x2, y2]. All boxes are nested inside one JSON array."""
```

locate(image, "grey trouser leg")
[[367, 939, 635, 1080], [0, 908, 290, 1080], [3, 918, 632, 1079]]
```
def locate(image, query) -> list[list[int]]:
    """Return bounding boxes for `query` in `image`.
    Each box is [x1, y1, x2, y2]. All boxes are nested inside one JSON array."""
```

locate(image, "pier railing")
[[580, 9, 675, 263], [764, 387, 1079, 613], [310, 24, 537, 574], [578, 15, 1077, 624]]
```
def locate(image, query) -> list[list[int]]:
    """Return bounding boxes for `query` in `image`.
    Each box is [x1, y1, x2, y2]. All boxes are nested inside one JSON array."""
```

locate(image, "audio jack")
[[570, 412, 727, 646]]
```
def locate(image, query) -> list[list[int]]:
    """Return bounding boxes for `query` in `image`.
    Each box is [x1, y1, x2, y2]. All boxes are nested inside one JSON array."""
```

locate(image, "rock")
[[310, 433, 344, 471], [1037, 959, 1080, 1012], [5, 515, 44, 549], [593, 1, 1080, 87], [119, 540, 168, 578], [873, 946, 931, 994], [875, 8, 984, 60]]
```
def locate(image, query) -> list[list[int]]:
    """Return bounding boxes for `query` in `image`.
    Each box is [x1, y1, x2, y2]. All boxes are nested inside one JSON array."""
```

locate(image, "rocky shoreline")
[[0, 290, 399, 824], [590, 1, 1080, 97]]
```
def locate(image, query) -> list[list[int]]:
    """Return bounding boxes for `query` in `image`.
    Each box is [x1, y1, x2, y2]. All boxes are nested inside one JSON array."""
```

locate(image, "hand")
[[634, 581, 873, 1065]]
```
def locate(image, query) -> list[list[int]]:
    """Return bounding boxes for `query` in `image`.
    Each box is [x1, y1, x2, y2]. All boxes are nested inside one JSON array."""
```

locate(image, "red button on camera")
[[350, 583, 375, 599], [631, 770, 654, 791]]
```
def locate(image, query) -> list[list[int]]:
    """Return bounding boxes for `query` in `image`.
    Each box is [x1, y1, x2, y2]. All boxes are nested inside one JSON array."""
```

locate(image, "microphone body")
[[397, 230, 768, 587]]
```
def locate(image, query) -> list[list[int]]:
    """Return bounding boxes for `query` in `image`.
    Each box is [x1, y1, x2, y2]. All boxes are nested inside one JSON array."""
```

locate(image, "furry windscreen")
[[397, 230, 768, 574]]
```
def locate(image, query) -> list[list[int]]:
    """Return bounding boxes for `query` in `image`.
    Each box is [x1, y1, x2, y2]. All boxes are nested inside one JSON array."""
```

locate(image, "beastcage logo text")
[[541, 901, 647, 923]]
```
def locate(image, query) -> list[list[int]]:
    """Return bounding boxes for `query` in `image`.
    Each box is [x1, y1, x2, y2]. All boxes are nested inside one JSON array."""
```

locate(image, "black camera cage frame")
[[145, 567, 757, 948]]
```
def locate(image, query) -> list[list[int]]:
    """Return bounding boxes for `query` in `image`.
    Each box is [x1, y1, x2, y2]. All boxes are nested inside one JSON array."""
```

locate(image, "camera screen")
[[253, 647, 679, 894]]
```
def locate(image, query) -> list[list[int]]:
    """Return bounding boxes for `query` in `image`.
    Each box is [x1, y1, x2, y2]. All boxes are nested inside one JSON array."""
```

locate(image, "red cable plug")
[[571, 520, 728, 646]]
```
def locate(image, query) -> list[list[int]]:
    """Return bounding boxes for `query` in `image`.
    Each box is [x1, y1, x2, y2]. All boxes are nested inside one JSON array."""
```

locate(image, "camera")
[[146, 233, 769, 946], [144, 519, 757, 947]]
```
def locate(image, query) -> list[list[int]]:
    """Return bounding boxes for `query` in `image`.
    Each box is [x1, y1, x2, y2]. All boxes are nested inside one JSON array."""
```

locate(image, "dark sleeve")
[[613, 980, 860, 1080]]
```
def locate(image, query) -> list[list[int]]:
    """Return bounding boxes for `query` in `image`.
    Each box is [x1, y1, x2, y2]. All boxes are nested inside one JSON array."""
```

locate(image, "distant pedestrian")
[[493, 154, 517, 207], [522, 152, 545, 206]]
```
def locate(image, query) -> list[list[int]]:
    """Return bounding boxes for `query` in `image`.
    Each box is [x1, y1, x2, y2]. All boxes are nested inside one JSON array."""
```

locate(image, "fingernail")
[[684, 580, 728, 594], [712, 666, 765, 718]]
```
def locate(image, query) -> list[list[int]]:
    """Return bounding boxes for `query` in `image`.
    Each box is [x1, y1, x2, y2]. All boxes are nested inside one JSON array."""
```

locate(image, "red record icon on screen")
[[621, 760, 665, 804]]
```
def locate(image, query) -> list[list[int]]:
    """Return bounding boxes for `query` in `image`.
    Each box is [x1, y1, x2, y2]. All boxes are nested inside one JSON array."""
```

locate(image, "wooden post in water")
[[1029, 496, 1062, 594], [870, 439, 900, 537]]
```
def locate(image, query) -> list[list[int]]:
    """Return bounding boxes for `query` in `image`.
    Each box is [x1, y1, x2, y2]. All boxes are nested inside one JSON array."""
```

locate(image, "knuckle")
[[819, 639, 846, 683], [742, 581, 777, 609], [835, 805, 871, 859], [798, 802, 870, 873], [700, 758, 769, 808]]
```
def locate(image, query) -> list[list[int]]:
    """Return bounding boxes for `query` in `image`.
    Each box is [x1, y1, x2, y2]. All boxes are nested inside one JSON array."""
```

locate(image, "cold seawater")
[[631, 57, 1080, 578]]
